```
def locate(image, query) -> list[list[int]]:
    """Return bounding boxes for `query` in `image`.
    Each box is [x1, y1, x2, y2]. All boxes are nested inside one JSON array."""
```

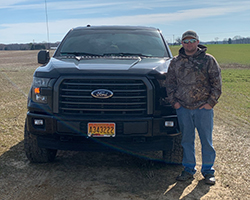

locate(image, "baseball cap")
[[182, 30, 199, 40]]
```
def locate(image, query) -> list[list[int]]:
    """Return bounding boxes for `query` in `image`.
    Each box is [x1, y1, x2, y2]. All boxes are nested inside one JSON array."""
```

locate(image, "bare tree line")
[[172, 36, 250, 45], [0, 42, 59, 51], [223, 36, 250, 44], [1, 35, 250, 50]]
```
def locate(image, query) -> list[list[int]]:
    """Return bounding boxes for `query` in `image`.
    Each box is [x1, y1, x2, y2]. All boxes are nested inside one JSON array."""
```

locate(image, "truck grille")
[[58, 77, 148, 115]]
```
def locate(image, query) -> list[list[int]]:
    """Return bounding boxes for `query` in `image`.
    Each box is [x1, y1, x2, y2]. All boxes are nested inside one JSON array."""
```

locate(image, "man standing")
[[165, 30, 222, 185]]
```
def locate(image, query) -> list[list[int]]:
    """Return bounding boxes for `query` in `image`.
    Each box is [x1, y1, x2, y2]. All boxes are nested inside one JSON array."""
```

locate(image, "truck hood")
[[34, 57, 172, 78]]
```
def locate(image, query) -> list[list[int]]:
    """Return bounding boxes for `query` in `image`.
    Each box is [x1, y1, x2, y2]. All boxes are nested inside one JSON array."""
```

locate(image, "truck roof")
[[73, 25, 160, 32]]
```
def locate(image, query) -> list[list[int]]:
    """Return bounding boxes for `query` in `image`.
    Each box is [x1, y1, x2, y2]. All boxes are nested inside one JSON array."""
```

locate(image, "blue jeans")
[[176, 107, 216, 177]]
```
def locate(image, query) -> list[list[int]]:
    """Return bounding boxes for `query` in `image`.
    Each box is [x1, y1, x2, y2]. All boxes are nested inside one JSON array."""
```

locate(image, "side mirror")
[[38, 50, 50, 64]]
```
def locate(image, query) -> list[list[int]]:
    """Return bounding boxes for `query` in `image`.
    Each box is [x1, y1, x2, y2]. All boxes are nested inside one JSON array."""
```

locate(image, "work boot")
[[176, 171, 194, 181], [205, 174, 216, 185]]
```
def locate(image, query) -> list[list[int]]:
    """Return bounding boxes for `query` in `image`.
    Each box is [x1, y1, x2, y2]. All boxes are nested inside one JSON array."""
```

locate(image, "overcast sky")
[[1, 0, 250, 44]]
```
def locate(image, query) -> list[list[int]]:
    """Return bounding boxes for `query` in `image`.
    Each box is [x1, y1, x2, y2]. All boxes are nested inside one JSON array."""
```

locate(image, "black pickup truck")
[[24, 25, 182, 164]]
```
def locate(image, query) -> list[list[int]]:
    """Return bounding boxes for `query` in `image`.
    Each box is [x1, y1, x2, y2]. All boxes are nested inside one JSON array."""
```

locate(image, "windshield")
[[55, 29, 170, 58]]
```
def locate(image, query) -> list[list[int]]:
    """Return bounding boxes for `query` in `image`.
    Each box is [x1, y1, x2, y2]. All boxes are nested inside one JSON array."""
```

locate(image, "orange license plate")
[[88, 123, 115, 137]]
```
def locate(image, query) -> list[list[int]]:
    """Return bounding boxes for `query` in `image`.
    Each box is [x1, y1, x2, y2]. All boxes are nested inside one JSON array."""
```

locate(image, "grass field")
[[170, 43, 250, 66], [169, 44, 250, 123], [219, 69, 250, 123]]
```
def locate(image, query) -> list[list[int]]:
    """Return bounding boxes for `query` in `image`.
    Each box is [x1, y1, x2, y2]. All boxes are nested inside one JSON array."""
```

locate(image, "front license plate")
[[88, 123, 115, 137]]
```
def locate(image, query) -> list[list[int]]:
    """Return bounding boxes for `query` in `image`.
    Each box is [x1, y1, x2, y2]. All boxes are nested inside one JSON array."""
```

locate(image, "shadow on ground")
[[0, 141, 211, 200]]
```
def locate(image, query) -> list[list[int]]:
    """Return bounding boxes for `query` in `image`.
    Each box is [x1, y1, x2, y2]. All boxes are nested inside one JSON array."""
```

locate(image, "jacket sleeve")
[[165, 61, 178, 107], [207, 56, 222, 107]]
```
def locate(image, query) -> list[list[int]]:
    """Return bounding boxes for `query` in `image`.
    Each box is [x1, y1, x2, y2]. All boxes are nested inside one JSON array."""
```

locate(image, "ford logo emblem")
[[91, 89, 113, 99]]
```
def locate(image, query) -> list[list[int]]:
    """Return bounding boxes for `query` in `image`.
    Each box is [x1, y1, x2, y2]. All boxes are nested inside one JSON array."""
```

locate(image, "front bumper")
[[26, 112, 180, 151]]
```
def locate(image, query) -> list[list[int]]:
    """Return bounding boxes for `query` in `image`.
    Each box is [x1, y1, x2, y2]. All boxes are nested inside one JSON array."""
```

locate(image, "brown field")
[[0, 50, 249, 199]]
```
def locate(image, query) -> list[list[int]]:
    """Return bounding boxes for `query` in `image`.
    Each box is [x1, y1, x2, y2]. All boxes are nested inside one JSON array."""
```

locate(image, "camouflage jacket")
[[165, 44, 222, 110]]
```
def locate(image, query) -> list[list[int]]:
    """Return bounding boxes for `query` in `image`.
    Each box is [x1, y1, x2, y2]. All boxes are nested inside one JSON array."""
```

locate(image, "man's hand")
[[174, 102, 181, 109], [199, 103, 212, 110]]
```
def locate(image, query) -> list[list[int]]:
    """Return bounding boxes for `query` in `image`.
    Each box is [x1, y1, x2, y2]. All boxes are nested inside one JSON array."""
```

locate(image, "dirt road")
[[0, 51, 249, 199]]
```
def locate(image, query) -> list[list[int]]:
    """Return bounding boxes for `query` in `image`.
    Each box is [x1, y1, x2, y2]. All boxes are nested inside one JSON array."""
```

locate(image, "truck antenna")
[[44, 0, 50, 50]]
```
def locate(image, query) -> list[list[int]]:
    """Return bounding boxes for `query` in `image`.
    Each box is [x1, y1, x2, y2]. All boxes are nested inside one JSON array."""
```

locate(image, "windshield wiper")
[[103, 53, 152, 57], [60, 52, 160, 58], [60, 52, 102, 56]]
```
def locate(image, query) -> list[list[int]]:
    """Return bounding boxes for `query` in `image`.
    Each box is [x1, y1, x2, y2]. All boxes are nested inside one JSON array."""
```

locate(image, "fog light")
[[165, 121, 174, 127], [34, 119, 44, 125]]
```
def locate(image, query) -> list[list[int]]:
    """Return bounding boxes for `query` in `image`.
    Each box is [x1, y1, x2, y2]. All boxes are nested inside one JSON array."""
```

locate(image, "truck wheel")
[[162, 134, 183, 164], [24, 124, 57, 163]]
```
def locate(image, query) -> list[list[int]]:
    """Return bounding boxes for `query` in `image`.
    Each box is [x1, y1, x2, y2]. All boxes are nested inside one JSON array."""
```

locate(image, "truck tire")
[[24, 124, 57, 163], [162, 134, 183, 164]]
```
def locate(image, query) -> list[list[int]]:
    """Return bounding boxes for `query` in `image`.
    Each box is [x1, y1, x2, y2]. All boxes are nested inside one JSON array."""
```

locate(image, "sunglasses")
[[182, 39, 197, 44]]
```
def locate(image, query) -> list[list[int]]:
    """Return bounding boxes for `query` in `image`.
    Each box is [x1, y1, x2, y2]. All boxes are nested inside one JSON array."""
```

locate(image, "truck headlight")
[[33, 77, 50, 87], [32, 77, 50, 104]]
